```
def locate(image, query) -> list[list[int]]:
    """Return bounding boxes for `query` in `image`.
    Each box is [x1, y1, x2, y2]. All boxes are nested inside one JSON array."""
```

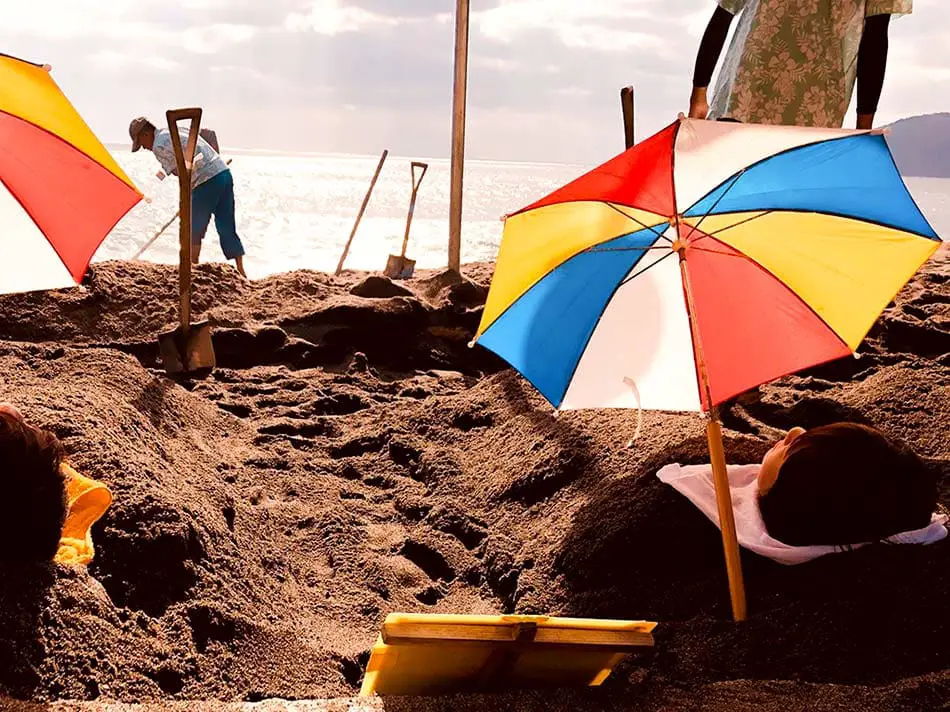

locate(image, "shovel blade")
[[158, 320, 216, 376], [384, 254, 415, 280]]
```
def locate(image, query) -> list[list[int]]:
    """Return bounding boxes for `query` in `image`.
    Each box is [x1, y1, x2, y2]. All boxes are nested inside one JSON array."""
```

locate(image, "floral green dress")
[[709, 0, 912, 127]]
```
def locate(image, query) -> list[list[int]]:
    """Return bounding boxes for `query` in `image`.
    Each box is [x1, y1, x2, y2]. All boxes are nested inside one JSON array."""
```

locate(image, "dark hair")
[[759, 423, 936, 547], [0, 412, 67, 563]]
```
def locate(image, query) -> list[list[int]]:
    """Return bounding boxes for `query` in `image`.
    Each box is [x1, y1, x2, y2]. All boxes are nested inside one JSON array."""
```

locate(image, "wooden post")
[[621, 86, 635, 149], [336, 150, 388, 276], [677, 233, 748, 622], [448, 0, 470, 275]]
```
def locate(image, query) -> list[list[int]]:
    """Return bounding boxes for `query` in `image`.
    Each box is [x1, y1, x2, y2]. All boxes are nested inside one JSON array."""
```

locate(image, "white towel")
[[656, 463, 948, 565]]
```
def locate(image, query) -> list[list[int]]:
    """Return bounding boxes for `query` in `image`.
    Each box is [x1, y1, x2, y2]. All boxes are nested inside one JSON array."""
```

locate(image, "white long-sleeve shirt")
[[152, 127, 227, 189]]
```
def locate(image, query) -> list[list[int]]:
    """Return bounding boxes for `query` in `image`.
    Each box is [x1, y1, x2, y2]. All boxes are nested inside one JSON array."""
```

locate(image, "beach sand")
[[0, 245, 947, 711]]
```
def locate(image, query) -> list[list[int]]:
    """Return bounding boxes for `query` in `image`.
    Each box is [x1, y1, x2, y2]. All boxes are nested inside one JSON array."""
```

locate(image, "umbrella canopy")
[[474, 116, 942, 621], [475, 117, 941, 414], [0, 54, 141, 294]]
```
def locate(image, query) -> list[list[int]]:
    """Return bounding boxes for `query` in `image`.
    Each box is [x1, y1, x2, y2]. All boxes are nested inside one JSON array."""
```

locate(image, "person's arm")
[[690, 6, 736, 119], [856, 14, 891, 130]]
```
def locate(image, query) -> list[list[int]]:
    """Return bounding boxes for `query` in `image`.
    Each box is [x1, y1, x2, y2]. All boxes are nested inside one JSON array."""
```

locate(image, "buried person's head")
[[0, 405, 68, 564], [758, 422, 937, 547]]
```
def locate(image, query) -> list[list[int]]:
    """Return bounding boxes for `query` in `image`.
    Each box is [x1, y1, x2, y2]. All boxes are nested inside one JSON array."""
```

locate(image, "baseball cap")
[[129, 117, 152, 152]]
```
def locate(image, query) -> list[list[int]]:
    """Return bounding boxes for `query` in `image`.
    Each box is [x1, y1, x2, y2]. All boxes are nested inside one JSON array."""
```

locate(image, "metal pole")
[[448, 0, 470, 275]]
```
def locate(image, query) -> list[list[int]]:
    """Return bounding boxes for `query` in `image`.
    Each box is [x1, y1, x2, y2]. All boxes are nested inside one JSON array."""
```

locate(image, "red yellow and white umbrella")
[[0, 53, 142, 294], [474, 117, 942, 620]]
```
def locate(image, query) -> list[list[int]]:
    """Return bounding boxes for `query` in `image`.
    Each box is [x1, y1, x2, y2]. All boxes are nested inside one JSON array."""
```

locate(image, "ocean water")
[[102, 151, 950, 280]]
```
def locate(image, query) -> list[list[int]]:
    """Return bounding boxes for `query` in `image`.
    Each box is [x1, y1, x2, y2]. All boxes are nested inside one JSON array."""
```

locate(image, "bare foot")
[[235, 256, 247, 278]]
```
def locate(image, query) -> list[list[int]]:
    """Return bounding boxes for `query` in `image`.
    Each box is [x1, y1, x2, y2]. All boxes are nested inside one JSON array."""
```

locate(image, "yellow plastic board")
[[360, 613, 656, 697]]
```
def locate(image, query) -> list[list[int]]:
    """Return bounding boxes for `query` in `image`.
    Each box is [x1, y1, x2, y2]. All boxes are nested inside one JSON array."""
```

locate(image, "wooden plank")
[[381, 614, 656, 648]]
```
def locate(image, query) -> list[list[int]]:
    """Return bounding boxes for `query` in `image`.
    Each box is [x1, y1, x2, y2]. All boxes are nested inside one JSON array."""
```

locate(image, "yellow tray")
[[360, 613, 656, 697]]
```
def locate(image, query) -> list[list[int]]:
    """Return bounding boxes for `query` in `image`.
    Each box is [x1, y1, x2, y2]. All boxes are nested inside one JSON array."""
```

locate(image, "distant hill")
[[885, 113, 950, 178]]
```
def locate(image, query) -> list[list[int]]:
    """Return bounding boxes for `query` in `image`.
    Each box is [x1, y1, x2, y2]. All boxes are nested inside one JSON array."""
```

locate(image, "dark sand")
[[0, 245, 947, 711]]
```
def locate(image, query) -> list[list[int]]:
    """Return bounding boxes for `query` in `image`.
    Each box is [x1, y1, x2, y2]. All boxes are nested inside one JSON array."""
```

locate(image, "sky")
[[3, 0, 949, 164]]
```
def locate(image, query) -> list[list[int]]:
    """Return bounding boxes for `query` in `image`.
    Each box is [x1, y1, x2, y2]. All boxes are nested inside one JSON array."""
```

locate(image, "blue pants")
[[192, 169, 245, 259]]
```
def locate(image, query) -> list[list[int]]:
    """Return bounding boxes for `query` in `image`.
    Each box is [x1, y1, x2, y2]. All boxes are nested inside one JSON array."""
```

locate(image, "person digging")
[[129, 117, 248, 278]]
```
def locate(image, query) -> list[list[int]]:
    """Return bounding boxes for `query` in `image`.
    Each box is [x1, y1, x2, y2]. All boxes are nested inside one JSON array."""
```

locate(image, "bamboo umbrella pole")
[[676, 233, 748, 622]]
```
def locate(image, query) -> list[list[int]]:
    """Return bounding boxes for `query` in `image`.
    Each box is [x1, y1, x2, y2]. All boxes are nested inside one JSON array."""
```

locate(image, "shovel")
[[157, 107, 216, 376], [384, 161, 428, 280]]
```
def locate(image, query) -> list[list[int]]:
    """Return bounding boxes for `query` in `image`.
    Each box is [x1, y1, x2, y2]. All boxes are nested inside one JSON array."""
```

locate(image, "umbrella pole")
[[706, 411, 748, 622], [678, 241, 748, 622]]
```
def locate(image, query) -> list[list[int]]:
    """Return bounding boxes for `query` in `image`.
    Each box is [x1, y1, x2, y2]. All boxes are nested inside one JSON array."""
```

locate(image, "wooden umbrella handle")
[[678, 236, 748, 623], [165, 107, 202, 332], [707, 416, 747, 622]]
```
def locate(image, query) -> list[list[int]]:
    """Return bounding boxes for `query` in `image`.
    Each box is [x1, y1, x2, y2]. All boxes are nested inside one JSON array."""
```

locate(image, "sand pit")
[[0, 246, 947, 711]]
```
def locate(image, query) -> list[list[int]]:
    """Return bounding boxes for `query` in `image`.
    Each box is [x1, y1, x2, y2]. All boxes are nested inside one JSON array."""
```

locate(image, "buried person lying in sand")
[[0, 404, 112, 567], [659, 422, 948, 564]]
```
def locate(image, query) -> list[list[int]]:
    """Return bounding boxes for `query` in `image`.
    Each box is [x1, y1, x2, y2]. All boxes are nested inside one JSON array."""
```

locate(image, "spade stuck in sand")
[[157, 107, 216, 376], [384, 161, 428, 280]]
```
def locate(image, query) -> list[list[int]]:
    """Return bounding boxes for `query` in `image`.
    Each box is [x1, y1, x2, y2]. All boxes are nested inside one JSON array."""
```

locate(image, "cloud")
[[2, 0, 948, 163], [475, 0, 659, 49], [180, 24, 259, 53], [284, 0, 401, 34], [87, 51, 180, 72]]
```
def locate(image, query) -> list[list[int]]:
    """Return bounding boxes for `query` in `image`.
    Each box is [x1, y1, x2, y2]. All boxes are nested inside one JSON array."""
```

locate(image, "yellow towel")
[[55, 463, 112, 566]]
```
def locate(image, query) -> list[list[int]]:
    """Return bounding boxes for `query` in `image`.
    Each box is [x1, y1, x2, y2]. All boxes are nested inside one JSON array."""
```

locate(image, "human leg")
[[210, 170, 247, 276], [190, 179, 217, 264]]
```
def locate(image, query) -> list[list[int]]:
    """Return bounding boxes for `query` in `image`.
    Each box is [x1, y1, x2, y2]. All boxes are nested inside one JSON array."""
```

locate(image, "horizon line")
[[102, 143, 586, 168]]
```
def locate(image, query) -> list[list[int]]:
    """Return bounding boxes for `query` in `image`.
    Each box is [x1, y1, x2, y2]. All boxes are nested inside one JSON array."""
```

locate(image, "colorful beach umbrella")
[[0, 54, 142, 294], [473, 116, 942, 621]]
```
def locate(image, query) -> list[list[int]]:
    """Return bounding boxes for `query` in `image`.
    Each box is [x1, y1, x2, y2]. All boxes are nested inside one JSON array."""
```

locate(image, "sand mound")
[[0, 247, 947, 710]]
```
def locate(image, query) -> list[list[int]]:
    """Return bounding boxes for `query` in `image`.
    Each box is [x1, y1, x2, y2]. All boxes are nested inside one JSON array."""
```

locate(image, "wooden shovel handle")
[[410, 161, 428, 190], [166, 108, 202, 176], [166, 107, 203, 331], [400, 162, 429, 259]]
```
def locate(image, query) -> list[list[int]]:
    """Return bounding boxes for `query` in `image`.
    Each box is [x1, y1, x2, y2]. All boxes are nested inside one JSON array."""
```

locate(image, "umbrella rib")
[[689, 246, 748, 257], [681, 169, 746, 244], [605, 203, 673, 243], [689, 207, 939, 241], [687, 210, 773, 244], [618, 249, 677, 287], [586, 245, 671, 253], [692, 233, 854, 356], [0, 52, 45, 67]]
